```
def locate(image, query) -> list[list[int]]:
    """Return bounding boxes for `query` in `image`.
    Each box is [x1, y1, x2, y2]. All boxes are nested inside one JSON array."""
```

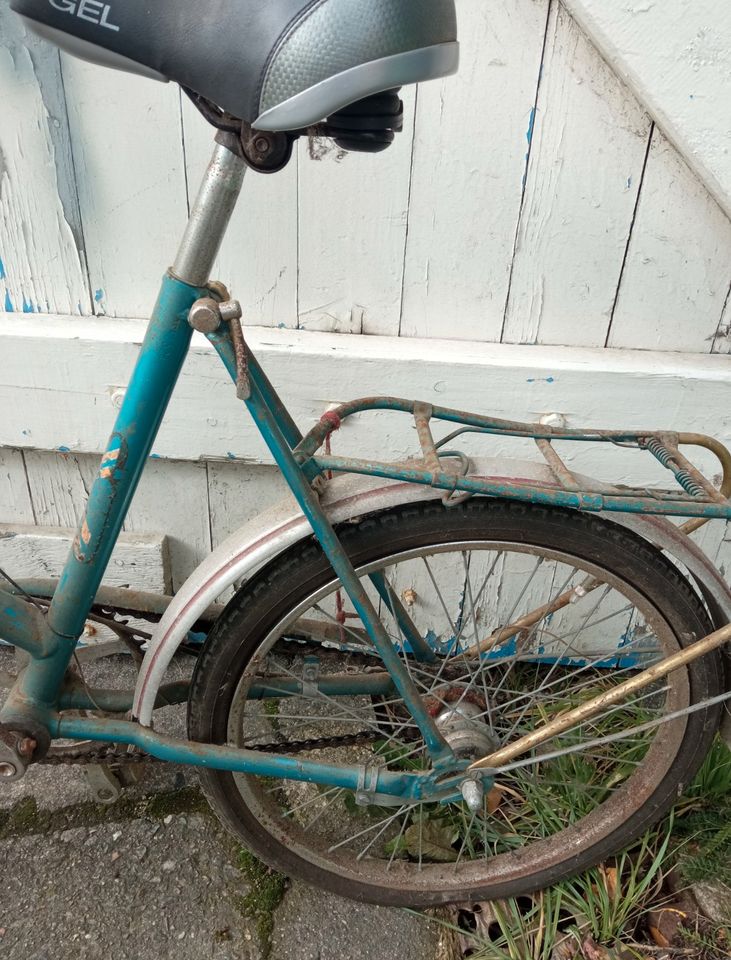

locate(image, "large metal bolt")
[[0, 762, 18, 779], [188, 298, 223, 334]]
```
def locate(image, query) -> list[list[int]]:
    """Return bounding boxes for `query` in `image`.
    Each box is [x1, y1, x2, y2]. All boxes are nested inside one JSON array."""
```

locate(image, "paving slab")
[[0, 814, 258, 960], [270, 882, 448, 960], [1, 650, 450, 960]]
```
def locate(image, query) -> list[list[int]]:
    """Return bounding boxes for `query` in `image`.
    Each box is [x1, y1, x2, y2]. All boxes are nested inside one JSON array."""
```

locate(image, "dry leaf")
[[581, 936, 612, 960], [600, 865, 618, 900], [647, 924, 670, 949], [487, 787, 503, 814], [404, 821, 458, 862], [647, 906, 687, 949]]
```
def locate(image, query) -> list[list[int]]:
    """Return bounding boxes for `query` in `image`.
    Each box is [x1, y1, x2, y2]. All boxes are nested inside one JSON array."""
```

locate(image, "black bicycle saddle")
[[11, 0, 459, 131]]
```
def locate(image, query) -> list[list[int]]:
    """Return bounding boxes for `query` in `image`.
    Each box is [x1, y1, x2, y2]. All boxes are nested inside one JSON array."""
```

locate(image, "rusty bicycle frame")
[[1, 136, 730, 806]]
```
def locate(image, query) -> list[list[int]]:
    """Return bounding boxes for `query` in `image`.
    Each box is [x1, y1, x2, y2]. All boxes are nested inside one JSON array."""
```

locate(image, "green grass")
[[429, 738, 731, 960]]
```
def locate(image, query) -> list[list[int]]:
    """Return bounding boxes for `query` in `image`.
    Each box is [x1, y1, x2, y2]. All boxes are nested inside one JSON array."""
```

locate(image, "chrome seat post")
[[172, 136, 247, 288]]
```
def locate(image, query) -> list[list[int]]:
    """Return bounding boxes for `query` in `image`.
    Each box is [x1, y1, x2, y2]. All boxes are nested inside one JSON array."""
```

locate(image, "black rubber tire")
[[188, 500, 722, 906]]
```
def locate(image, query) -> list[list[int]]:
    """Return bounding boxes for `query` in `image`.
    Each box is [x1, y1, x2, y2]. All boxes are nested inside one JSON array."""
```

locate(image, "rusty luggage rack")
[[294, 397, 731, 532]]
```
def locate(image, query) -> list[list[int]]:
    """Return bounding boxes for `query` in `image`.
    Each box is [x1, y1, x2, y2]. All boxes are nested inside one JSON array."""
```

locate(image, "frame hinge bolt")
[[189, 297, 242, 335], [189, 298, 223, 334]]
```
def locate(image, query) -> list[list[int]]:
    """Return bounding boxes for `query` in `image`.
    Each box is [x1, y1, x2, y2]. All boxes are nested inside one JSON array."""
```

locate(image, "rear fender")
[[133, 459, 731, 735]]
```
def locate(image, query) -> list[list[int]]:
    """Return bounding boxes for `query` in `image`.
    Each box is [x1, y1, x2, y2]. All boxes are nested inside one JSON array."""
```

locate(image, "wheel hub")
[[435, 701, 500, 761]]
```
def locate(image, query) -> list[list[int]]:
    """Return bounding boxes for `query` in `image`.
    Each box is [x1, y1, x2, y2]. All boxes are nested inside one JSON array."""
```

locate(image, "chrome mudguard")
[[133, 459, 731, 741]]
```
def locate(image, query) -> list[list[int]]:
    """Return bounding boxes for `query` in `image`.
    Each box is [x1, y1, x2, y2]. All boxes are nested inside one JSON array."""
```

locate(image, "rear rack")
[[294, 397, 731, 531]]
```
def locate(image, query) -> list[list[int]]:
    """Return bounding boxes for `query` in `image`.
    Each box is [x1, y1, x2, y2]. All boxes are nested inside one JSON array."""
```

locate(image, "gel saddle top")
[[11, 0, 459, 131]]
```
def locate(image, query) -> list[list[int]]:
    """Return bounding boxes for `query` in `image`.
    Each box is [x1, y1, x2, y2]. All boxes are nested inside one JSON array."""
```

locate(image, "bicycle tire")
[[188, 500, 722, 906]]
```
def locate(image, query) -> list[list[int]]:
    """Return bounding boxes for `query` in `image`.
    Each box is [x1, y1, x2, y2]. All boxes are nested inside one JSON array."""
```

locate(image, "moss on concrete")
[[0, 785, 210, 841], [236, 847, 288, 959]]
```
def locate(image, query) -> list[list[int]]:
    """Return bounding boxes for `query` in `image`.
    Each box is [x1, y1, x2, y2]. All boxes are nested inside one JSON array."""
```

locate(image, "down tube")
[[35, 277, 204, 684]]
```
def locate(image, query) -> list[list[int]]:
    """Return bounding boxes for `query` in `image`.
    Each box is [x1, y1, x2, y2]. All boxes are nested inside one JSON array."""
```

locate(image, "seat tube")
[[32, 140, 246, 702]]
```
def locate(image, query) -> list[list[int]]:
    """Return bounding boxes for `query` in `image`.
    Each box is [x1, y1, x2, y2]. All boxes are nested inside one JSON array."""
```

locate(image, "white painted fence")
[[0, 0, 729, 592]]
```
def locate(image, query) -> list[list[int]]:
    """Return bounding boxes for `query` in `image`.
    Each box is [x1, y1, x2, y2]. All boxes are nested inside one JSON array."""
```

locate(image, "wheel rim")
[[224, 539, 690, 895]]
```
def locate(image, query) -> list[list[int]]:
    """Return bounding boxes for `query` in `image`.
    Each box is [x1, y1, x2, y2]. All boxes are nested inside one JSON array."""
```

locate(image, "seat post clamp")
[[189, 297, 250, 400]]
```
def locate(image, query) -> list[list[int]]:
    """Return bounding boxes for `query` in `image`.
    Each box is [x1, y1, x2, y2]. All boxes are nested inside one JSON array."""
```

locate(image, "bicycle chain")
[[40, 635, 392, 767], [39, 730, 383, 767]]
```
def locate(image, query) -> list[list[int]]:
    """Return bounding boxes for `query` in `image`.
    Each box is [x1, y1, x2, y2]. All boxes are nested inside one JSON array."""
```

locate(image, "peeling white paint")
[[502, 3, 651, 347], [0, 36, 89, 316], [563, 0, 731, 219]]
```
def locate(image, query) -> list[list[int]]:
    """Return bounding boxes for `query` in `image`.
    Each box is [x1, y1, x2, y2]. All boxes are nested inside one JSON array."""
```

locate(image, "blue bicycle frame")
[[1, 137, 730, 799]]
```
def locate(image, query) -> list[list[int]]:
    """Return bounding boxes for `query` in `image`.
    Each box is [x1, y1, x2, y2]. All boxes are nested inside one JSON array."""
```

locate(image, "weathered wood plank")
[[0, 10, 90, 317], [207, 461, 294, 601], [0, 315, 729, 491], [0, 450, 34, 525], [400, 0, 550, 342], [23, 449, 93, 528], [296, 88, 416, 336], [181, 99, 298, 329], [60, 56, 188, 319], [713, 284, 731, 355], [562, 0, 731, 221], [607, 130, 731, 353], [23, 450, 211, 592], [692, 520, 731, 586], [502, 4, 651, 347], [0, 524, 170, 592], [207, 462, 295, 548], [123, 457, 212, 592]]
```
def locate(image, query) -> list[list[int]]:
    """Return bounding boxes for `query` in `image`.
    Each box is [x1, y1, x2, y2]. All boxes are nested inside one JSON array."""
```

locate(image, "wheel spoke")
[[201, 506, 712, 905]]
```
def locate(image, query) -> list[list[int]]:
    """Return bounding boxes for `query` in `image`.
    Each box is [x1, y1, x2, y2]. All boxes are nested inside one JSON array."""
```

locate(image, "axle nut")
[[461, 778, 484, 813], [0, 762, 18, 779]]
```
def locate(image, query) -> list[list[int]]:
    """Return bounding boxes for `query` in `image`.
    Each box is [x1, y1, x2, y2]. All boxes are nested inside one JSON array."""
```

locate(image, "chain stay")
[[41, 636, 388, 767], [40, 731, 382, 767]]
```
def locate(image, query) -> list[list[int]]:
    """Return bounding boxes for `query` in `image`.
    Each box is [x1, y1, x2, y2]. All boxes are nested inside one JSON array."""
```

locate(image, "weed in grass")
[[679, 921, 731, 960], [672, 739, 731, 888], [558, 821, 672, 944]]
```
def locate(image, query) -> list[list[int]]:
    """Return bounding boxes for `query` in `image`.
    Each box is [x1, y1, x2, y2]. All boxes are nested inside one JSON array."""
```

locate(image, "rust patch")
[[80, 519, 91, 545], [99, 439, 124, 481], [73, 533, 84, 562]]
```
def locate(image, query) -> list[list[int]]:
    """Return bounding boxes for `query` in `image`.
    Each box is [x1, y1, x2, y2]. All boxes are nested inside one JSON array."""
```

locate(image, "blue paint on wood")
[[526, 376, 555, 384], [521, 107, 538, 190], [58, 446, 71, 453], [0, 257, 5, 280], [4, 290, 13, 312], [95, 289, 104, 302]]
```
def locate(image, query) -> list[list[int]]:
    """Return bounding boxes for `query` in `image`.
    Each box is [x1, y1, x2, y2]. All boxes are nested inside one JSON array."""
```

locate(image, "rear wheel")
[[188, 500, 721, 906]]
